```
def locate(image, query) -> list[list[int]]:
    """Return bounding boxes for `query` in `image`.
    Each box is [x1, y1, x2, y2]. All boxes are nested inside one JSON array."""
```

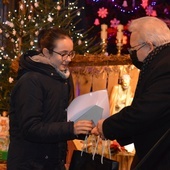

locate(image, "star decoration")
[[146, 6, 157, 16], [164, 8, 169, 15], [97, 7, 108, 18], [110, 18, 120, 28]]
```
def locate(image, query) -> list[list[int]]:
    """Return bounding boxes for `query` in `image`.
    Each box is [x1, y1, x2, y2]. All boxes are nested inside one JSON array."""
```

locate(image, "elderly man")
[[92, 16, 170, 170]]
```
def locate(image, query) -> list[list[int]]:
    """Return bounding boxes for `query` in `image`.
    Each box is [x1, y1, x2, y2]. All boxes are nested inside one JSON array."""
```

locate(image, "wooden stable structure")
[[69, 54, 139, 101]]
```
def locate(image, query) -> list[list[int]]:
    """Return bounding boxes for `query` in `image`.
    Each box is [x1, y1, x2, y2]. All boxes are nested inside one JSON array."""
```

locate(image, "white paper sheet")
[[67, 90, 110, 124], [124, 143, 135, 153]]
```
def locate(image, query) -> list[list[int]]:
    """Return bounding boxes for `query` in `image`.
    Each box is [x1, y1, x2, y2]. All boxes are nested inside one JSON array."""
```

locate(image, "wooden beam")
[[70, 54, 132, 67]]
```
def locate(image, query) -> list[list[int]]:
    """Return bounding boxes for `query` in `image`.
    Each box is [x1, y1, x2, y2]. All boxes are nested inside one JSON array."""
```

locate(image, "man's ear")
[[147, 41, 154, 54], [42, 48, 51, 59]]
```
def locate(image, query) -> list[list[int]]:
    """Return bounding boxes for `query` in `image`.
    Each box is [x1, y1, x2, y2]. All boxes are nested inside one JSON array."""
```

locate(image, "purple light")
[[151, 1, 157, 6]]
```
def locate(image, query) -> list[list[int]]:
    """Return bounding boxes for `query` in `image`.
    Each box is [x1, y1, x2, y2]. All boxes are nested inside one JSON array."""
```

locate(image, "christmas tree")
[[0, 0, 100, 112]]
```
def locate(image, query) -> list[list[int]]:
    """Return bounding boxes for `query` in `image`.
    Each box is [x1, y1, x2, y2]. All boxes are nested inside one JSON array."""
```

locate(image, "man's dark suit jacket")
[[103, 45, 170, 170]]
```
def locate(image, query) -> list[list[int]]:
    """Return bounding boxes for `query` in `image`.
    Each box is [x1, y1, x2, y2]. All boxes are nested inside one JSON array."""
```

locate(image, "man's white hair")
[[128, 16, 170, 46]]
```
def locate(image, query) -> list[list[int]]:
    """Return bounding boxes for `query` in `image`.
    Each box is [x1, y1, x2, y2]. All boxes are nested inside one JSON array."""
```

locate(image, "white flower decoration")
[[34, 2, 39, 8], [5, 21, 14, 28], [21, 20, 24, 25], [9, 77, 14, 83], [28, 15, 32, 20], [12, 30, 16, 35], [5, 33, 10, 38], [30, 41, 34, 46], [3, 55, 8, 59], [56, 5, 61, 10], [78, 39, 82, 45], [35, 31, 39, 36], [20, 4, 24, 10], [47, 15, 53, 22]]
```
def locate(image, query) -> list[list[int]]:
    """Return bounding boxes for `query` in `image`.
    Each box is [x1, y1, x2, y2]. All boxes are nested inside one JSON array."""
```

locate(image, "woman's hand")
[[74, 120, 94, 135]]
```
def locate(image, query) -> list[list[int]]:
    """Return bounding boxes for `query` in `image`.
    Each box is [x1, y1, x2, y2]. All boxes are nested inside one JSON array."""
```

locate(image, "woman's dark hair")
[[37, 27, 71, 53]]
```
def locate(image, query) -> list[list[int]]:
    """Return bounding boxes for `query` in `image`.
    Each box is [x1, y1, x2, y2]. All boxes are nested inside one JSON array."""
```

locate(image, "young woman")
[[7, 27, 93, 170]]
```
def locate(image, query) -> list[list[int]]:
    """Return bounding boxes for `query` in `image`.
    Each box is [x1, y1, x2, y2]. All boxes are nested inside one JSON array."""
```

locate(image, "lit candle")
[[116, 32, 123, 39], [101, 24, 108, 40], [116, 24, 124, 40], [116, 24, 124, 55], [117, 24, 123, 31]]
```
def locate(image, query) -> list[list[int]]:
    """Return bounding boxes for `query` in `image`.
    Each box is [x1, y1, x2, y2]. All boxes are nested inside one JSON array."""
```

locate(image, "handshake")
[[73, 119, 106, 139]]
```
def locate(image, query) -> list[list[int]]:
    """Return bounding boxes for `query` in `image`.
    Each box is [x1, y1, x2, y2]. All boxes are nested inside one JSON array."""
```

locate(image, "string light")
[[88, 0, 161, 15]]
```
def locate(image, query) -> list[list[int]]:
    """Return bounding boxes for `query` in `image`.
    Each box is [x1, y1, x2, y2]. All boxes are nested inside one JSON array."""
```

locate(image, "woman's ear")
[[42, 48, 51, 59]]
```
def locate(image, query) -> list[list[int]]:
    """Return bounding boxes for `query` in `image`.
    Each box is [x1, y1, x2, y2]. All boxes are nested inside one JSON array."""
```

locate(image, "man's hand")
[[91, 119, 105, 139]]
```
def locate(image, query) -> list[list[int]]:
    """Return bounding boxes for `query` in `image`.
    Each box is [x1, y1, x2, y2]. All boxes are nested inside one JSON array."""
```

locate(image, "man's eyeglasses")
[[51, 50, 76, 60], [128, 43, 146, 54]]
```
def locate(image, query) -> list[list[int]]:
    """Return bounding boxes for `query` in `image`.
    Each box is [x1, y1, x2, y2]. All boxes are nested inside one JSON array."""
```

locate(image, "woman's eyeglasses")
[[51, 50, 76, 60]]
